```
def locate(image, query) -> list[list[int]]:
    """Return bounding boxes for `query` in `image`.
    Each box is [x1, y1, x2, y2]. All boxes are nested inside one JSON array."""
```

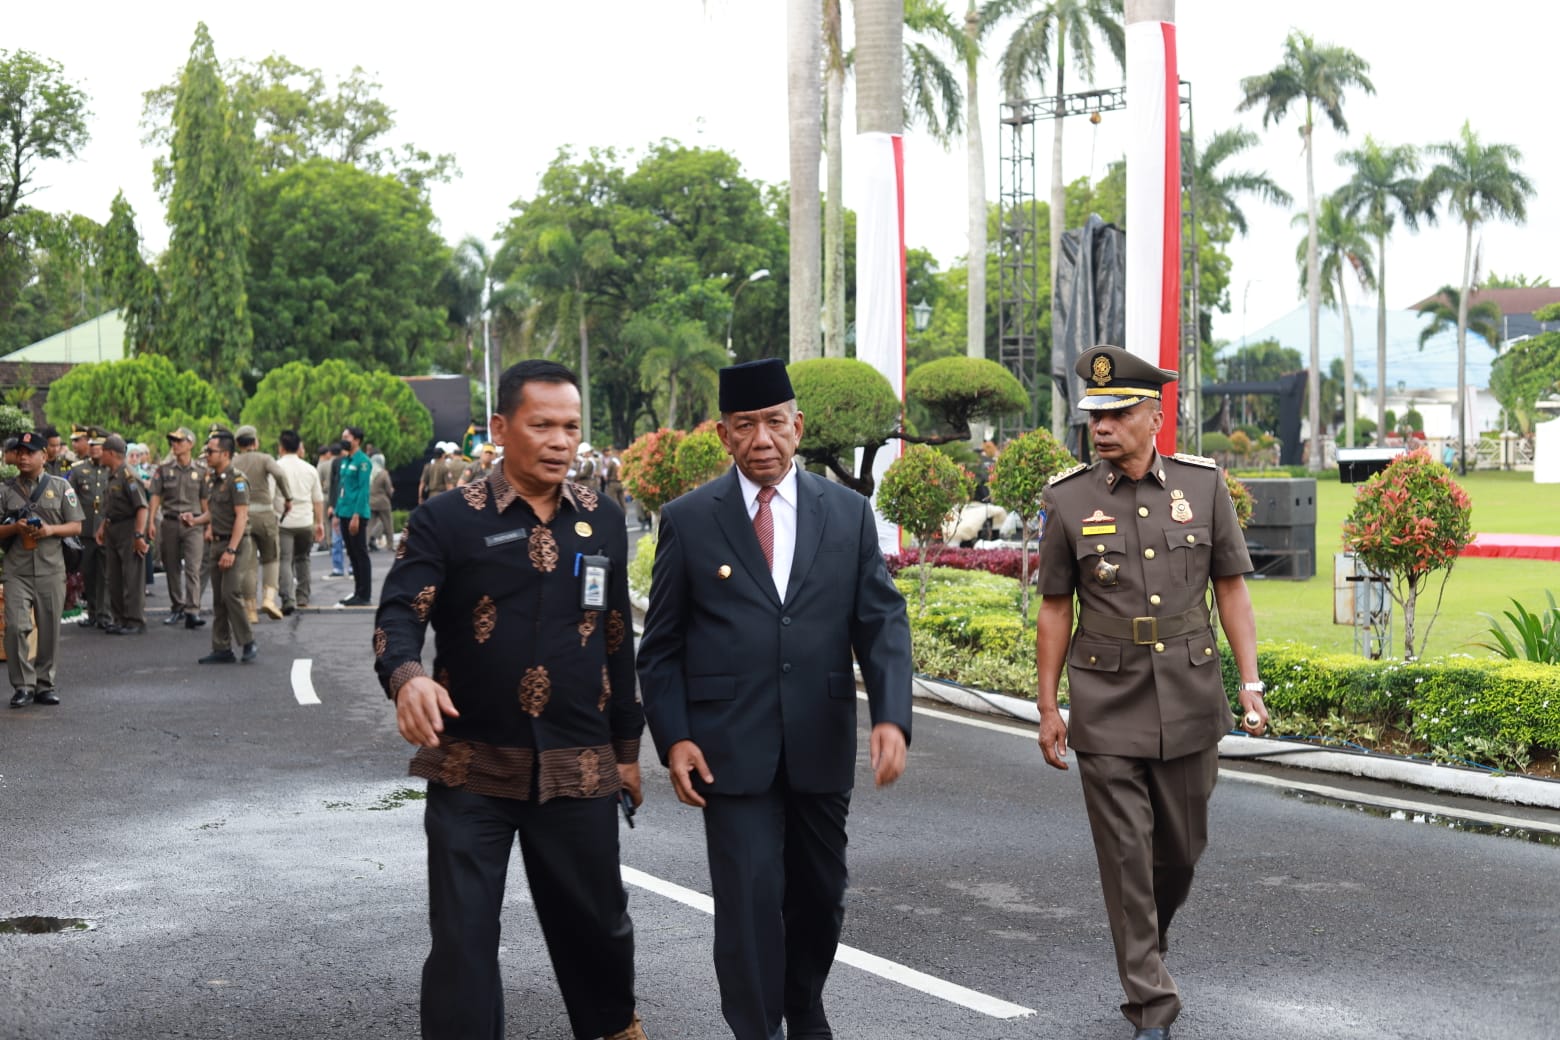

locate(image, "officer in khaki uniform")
[[1034, 345, 1267, 1040], [232, 425, 293, 621], [96, 435, 150, 635], [67, 428, 112, 628], [148, 427, 208, 628], [3, 432, 85, 707], [195, 431, 257, 664]]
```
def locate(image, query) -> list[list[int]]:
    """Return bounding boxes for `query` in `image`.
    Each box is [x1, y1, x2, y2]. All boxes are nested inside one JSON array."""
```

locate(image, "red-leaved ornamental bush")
[[1342, 448, 1473, 660], [886, 547, 1039, 583], [620, 427, 687, 519]]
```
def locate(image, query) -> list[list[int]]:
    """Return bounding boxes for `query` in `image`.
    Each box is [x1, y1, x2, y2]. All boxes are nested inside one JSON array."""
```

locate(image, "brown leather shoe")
[[602, 1014, 647, 1040]]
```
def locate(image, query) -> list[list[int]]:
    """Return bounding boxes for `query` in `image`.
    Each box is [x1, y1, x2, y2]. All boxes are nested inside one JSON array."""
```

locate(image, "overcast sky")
[[10, 1, 1555, 346]]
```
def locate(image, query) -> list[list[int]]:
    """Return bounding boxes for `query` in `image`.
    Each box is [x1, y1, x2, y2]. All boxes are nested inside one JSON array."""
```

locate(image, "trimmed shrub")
[[887, 547, 1038, 582]]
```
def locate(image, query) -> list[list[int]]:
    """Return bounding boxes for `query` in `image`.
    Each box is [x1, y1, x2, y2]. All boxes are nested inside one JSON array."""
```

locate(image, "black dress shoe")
[[34, 689, 59, 706], [76, 616, 99, 628], [198, 650, 237, 664], [281, 604, 295, 616], [163, 611, 186, 625], [241, 642, 258, 663], [1133, 1028, 1170, 1040], [185, 612, 206, 629], [9, 688, 34, 708]]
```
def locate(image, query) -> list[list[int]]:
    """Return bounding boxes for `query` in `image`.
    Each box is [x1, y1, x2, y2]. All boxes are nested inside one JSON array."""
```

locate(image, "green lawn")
[[1246, 470, 1559, 659]]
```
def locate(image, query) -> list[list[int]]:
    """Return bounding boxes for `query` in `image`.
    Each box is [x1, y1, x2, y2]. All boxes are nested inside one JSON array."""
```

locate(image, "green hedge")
[[896, 567, 1037, 696]]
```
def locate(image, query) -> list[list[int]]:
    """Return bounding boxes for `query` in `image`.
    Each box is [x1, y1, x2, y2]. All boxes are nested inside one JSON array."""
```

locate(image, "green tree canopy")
[[878, 444, 973, 610], [247, 157, 450, 383], [1489, 330, 1560, 435], [789, 358, 902, 485], [238, 360, 432, 468], [987, 427, 1077, 622], [43, 354, 227, 439], [905, 356, 1028, 435]]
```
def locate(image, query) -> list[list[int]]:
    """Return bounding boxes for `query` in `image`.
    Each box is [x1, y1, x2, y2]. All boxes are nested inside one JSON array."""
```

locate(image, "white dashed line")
[[291, 658, 320, 706], [619, 866, 1035, 1020]]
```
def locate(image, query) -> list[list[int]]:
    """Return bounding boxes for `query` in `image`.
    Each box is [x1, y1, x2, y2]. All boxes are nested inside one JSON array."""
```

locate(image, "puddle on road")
[[324, 787, 427, 812], [0, 916, 93, 935], [1286, 790, 1560, 847]]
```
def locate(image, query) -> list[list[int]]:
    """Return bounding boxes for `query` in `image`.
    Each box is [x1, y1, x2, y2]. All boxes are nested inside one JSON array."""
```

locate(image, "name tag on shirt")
[[484, 528, 529, 547]]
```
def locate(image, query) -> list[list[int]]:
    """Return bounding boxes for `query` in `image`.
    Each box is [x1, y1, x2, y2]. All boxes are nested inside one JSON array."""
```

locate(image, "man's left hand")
[[617, 763, 643, 808], [1238, 690, 1269, 736], [870, 723, 907, 787], [348, 515, 360, 536]]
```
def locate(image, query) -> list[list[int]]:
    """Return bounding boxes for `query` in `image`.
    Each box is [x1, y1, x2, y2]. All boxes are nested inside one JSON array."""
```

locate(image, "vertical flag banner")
[[855, 131, 906, 555], [1125, 10, 1181, 454]]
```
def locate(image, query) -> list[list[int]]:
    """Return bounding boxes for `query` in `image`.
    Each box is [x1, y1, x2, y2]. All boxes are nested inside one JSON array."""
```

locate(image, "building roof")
[[1217, 304, 1492, 392], [1410, 286, 1560, 314], [2, 311, 127, 365]]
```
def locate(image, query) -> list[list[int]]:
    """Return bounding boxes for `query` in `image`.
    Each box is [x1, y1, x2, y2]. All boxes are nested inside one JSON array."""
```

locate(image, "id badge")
[[578, 554, 609, 610]]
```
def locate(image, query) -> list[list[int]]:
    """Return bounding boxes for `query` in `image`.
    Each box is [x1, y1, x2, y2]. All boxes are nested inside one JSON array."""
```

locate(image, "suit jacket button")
[[782, 662, 792, 673], [781, 616, 791, 625]]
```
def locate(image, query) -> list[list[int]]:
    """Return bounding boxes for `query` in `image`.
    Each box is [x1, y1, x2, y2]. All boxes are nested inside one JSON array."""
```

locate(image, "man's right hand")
[[667, 740, 714, 808], [1038, 707, 1070, 771], [395, 676, 461, 748]]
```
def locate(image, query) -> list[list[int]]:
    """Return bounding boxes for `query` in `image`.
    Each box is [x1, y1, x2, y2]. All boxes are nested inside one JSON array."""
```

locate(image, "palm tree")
[[789, 0, 823, 361], [1185, 126, 1293, 236], [1422, 121, 1534, 474], [1239, 31, 1373, 470], [1415, 285, 1501, 353], [1294, 197, 1376, 449], [1334, 137, 1424, 435], [992, 0, 1123, 436], [626, 316, 727, 428]]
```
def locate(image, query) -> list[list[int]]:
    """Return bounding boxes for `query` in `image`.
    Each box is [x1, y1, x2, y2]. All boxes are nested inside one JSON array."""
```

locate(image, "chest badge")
[[1170, 488, 1194, 524], [1080, 508, 1116, 535], [574, 520, 593, 538], [44, 490, 55, 500], [1094, 558, 1120, 586]]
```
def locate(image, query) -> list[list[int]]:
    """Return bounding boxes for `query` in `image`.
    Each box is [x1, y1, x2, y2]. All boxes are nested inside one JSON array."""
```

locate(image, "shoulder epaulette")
[[1047, 463, 1088, 486], [1171, 452, 1218, 469]]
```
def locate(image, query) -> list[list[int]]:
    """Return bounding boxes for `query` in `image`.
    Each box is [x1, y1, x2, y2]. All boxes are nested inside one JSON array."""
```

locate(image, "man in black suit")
[[638, 358, 913, 1040]]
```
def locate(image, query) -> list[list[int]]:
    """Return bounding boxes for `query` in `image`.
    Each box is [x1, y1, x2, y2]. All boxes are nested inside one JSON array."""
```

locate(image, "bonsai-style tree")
[[1342, 448, 1473, 659], [986, 429, 1076, 624], [877, 445, 973, 611], [790, 355, 1029, 498]]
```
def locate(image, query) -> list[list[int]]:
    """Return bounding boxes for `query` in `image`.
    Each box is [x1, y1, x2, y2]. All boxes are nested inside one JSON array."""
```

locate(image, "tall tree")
[[625, 316, 728, 428], [1333, 136, 1424, 435], [100, 192, 162, 356], [823, 0, 848, 359], [994, 0, 1123, 436], [0, 49, 90, 318], [1185, 126, 1293, 236], [161, 22, 256, 406], [1295, 196, 1375, 448], [1423, 121, 1534, 473], [963, 2, 992, 363], [1239, 30, 1373, 470], [1415, 285, 1501, 354], [788, 0, 823, 361]]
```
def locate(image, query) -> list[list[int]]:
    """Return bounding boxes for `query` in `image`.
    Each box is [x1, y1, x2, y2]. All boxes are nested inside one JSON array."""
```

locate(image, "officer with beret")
[[96, 434, 150, 634], [1034, 344, 1267, 1040], [3, 431, 84, 707]]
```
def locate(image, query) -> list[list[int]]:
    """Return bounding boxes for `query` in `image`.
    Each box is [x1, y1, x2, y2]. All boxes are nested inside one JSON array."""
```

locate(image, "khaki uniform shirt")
[[102, 464, 149, 525], [1038, 452, 1252, 760], [67, 459, 110, 534], [203, 468, 251, 539], [232, 451, 292, 513], [0, 474, 85, 578], [152, 458, 206, 517]]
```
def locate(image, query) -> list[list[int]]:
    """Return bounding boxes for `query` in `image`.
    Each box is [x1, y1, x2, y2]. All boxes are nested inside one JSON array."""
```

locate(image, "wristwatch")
[[1241, 681, 1266, 695]]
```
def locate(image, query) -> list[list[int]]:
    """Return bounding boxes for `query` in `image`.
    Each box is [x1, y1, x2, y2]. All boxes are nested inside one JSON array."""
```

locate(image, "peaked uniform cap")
[[1075, 344, 1178, 412]]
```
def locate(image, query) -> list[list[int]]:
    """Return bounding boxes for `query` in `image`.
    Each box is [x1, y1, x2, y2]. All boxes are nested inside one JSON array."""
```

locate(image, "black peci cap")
[[718, 358, 795, 414]]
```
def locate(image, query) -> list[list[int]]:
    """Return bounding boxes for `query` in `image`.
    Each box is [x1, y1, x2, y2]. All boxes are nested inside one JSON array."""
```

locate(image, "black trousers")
[[80, 538, 107, 620], [421, 783, 636, 1040], [703, 777, 851, 1040], [343, 516, 371, 600]]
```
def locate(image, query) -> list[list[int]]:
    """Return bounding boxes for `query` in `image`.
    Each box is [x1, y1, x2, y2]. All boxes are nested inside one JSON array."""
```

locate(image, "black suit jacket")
[[637, 466, 913, 795]]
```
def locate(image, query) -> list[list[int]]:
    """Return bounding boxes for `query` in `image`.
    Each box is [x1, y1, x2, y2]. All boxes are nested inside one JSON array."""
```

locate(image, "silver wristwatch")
[[1241, 681, 1266, 695]]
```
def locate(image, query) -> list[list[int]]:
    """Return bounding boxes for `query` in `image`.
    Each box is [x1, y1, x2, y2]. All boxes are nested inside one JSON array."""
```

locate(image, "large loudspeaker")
[[1244, 478, 1317, 527], [1243, 523, 1318, 579]]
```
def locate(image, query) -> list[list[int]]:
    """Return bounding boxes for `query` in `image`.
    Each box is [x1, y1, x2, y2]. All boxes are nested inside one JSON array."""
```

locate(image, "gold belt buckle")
[[1132, 617, 1157, 645]]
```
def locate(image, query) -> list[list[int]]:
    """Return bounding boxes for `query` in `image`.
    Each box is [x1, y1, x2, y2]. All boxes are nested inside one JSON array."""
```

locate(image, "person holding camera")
[[3, 431, 85, 708]]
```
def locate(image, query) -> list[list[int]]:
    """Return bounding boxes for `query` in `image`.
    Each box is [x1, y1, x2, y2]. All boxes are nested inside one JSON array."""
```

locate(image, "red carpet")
[[1460, 533, 1560, 561]]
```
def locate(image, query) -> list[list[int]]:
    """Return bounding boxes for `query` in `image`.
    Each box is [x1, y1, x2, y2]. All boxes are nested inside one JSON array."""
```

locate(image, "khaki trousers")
[[243, 509, 281, 602], [103, 522, 146, 627], [210, 534, 255, 651], [277, 525, 314, 609], [4, 572, 64, 692], [160, 516, 204, 614], [1075, 745, 1219, 1031]]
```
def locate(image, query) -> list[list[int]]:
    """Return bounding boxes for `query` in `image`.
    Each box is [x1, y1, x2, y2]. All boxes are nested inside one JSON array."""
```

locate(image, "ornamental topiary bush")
[[621, 427, 687, 521], [904, 356, 1029, 435], [877, 445, 973, 611], [987, 428, 1076, 624], [673, 420, 729, 494], [1342, 448, 1473, 660]]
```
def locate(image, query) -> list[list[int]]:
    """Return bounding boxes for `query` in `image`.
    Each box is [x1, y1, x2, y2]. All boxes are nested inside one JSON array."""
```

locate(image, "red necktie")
[[753, 485, 777, 570]]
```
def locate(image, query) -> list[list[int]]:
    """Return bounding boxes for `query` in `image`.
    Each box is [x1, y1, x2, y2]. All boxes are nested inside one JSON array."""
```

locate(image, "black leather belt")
[[1078, 605, 1210, 645]]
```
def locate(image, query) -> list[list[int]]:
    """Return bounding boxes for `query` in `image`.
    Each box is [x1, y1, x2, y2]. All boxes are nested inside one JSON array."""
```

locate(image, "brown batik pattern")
[[472, 595, 496, 644], [372, 628, 388, 657], [529, 524, 559, 573], [412, 585, 437, 622], [435, 666, 451, 689], [519, 665, 551, 717], [439, 742, 474, 787], [606, 610, 626, 655], [395, 526, 410, 559], [598, 666, 611, 711], [578, 610, 598, 648], [577, 749, 601, 796], [461, 480, 488, 511], [570, 483, 599, 511]]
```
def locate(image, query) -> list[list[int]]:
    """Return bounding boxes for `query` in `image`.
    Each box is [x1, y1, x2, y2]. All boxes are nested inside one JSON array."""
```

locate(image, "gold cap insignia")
[[1091, 354, 1113, 386]]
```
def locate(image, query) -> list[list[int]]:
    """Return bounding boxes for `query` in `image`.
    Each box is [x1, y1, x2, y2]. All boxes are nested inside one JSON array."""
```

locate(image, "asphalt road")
[[3, 559, 1558, 1040]]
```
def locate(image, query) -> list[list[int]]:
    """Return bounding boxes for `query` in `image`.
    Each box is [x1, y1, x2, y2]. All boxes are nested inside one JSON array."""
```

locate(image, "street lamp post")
[[726, 268, 771, 356]]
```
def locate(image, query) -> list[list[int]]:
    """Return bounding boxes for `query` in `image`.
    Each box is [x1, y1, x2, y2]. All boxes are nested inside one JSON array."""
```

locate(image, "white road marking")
[[619, 866, 1035, 1020], [894, 693, 1560, 835], [291, 658, 320, 706]]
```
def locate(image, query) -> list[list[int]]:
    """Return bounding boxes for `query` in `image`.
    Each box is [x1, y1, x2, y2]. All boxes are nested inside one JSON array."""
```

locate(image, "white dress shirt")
[[735, 461, 798, 601]]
